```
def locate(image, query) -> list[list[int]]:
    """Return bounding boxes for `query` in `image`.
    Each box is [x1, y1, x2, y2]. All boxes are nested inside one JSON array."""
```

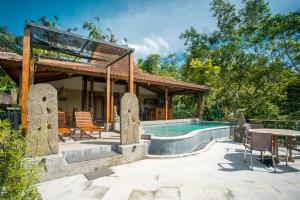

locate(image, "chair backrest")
[[246, 123, 264, 137], [58, 111, 66, 128], [250, 123, 264, 129], [250, 132, 272, 151], [75, 112, 93, 127]]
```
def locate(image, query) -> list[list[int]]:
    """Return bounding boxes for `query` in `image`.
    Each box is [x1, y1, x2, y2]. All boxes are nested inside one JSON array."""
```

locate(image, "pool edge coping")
[[146, 138, 230, 159], [148, 126, 232, 140]]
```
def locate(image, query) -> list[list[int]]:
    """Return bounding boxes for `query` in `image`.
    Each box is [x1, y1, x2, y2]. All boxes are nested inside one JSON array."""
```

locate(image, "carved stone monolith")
[[229, 109, 247, 142], [26, 84, 59, 156], [120, 93, 140, 145], [112, 105, 120, 132]]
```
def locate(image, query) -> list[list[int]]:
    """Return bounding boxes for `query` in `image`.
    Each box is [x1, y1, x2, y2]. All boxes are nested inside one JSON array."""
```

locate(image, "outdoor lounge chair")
[[75, 111, 103, 139], [243, 131, 276, 172], [58, 111, 73, 140]]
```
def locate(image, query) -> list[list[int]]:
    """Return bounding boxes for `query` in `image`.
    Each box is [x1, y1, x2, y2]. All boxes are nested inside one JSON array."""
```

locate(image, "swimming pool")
[[141, 119, 233, 155], [143, 122, 228, 137]]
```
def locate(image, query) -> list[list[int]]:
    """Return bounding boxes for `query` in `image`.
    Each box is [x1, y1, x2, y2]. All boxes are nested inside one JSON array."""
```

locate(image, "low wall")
[[147, 126, 233, 155], [39, 142, 147, 182]]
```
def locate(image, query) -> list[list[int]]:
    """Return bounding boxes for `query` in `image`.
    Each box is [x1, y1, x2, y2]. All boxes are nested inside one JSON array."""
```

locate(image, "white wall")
[[48, 76, 156, 95], [46, 77, 158, 114]]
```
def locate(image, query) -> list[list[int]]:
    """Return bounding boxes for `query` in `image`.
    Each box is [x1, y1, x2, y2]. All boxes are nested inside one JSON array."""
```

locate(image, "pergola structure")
[[20, 23, 136, 132], [0, 23, 210, 134]]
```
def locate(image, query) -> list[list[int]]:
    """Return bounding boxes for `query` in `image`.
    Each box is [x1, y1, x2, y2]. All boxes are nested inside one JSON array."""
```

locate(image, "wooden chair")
[[58, 111, 73, 140], [75, 111, 103, 139]]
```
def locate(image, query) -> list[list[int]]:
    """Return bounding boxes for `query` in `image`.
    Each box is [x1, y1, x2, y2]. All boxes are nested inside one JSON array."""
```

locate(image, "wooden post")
[[136, 84, 139, 97], [90, 77, 94, 119], [21, 27, 31, 134], [82, 77, 88, 111], [110, 80, 115, 123], [29, 58, 35, 86], [129, 52, 134, 93], [18, 72, 22, 106], [165, 87, 168, 120], [197, 93, 204, 119], [288, 136, 293, 161], [170, 95, 172, 119], [106, 66, 111, 125]]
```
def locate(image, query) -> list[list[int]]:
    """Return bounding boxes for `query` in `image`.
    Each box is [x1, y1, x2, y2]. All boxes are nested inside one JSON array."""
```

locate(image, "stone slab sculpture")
[[26, 84, 59, 156], [120, 93, 140, 145], [229, 109, 246, 142], [112, 105, 120, 132]]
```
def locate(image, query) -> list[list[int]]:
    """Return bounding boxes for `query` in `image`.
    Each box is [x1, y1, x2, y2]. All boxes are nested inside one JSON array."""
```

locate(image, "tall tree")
[[180, 0, 298, 120], [83, 17, 107, 41], [138, 54, 161, 75]]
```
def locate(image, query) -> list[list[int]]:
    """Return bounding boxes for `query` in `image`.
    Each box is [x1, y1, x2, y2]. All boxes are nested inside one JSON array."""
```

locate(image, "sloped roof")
[[0, 51, 209, 93]]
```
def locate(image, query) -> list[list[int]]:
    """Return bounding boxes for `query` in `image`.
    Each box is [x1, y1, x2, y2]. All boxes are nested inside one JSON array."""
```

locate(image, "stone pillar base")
[[105, 123, 112, 131], [117, 142, 147, 164]]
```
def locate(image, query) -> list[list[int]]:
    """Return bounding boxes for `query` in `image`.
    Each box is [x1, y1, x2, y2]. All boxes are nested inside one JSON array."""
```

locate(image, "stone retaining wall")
[[39, 142, 147, 182]]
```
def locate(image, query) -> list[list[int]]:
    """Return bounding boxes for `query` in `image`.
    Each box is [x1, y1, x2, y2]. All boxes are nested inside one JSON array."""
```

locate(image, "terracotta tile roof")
[[0, 51, 209, 92]]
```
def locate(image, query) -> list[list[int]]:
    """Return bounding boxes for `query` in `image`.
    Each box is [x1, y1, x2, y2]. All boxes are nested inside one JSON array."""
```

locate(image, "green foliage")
[[138, 54, 161, 75], [138, 54, 180, 78], [279, 75, 300, 119], [83, 17, 117, 42], [0, 120, 42, 199], [180, 0, 300, 120], [172, 95, 197, 119], [83, 19, 105, 40], [37, 16, 59, 28], [0, 68, 17, 92], [0, 75, 17, 92], [0, 26, 22, 54]]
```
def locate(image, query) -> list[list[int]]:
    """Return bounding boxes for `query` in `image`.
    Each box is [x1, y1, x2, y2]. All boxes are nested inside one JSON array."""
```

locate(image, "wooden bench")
[[75, 112, 103, 139]]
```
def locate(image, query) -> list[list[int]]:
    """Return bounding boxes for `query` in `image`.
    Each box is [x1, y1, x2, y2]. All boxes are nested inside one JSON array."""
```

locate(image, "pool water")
[[143, 122, 228, 137]]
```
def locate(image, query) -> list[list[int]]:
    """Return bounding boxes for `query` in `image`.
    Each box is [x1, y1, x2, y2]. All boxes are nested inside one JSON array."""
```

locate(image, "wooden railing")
[[249, 119, 300, 130]]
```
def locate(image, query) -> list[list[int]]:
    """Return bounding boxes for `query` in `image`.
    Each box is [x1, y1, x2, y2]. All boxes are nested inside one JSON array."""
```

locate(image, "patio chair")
[[243, 131, 276, 172], [75, 111, 103, 139], [58, 111, 73, 140]]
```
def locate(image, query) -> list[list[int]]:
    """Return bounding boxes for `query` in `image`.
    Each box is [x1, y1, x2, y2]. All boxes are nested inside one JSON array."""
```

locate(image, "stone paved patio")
[[37, 139, 300, 200]]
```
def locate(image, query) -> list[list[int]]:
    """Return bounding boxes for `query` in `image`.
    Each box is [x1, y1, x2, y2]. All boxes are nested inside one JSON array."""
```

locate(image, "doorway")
[[94, 94, 105, 121]]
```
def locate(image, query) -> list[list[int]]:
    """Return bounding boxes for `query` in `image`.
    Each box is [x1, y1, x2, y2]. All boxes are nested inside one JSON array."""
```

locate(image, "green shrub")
[[0, 120, 42, 199], [172, 110, 195, 119]]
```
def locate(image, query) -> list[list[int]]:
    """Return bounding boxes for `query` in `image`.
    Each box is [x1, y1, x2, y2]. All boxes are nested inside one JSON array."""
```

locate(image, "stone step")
[[65, 151, 120, 164], [84, 167, 114, 180], [62, 145, 117, 158]]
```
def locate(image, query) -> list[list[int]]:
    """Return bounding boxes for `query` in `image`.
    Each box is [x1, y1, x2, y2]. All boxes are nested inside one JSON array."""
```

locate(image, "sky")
[[1, 0, 300, 59]]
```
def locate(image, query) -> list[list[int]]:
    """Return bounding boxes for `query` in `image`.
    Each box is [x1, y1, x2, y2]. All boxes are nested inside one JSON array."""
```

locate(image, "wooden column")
[[18, 72, 22, 106], [165, 87, 168, 120], [29, 58, 35, 86], [170, 95, 172, 119], [288, 136, 293, 161], [110, 80, 115, 123], [136, 84, 139, 97], [106, 66, 111, 125], [21, 27, 31, 134], [82, 77, 88, 111], [129, 52, 134, 93], [197, 93, 204, 119], [90, 77, 94, 119]]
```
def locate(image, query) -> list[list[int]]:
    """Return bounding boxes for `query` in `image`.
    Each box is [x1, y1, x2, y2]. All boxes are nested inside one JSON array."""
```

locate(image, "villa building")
[[0, 23, 209, 129]]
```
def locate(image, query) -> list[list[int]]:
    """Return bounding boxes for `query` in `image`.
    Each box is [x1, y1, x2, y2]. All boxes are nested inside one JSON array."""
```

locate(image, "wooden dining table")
[[249, 128, 300, 162]]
